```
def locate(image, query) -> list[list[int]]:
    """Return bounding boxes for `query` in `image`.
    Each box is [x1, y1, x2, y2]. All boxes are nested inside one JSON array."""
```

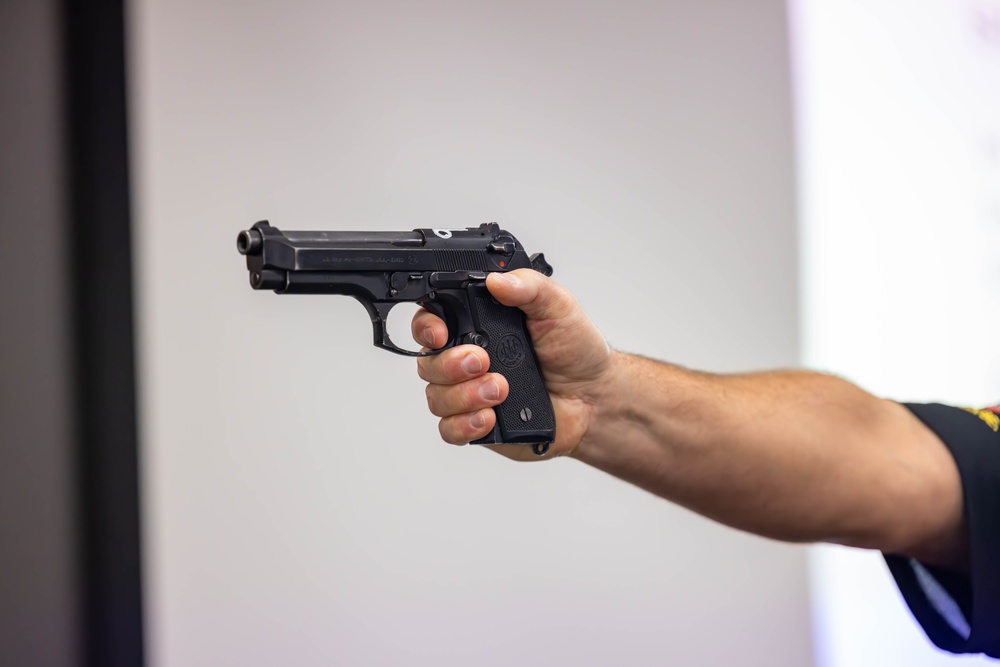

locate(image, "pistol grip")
[[466, 284, 556, 449]]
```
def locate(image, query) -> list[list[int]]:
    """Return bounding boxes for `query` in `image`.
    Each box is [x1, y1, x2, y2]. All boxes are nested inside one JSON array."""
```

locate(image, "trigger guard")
[[378, 339, 449, 358], [364, 300, 454, 358]]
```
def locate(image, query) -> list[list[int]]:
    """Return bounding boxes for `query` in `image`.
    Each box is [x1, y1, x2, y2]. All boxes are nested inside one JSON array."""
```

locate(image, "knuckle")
[[421, 353, 451, 382], [439, 418, 467, 445], [425, 386, 449, 418], [446, 355, 469, 380], [430, 384, 480, 418]]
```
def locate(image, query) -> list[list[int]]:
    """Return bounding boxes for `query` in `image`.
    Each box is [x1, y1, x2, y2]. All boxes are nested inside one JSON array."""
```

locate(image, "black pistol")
[[237, 221, 555, 455]]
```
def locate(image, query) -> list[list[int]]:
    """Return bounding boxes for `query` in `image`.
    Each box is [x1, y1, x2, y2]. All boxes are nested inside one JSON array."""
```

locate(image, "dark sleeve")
[[883, 403, 1000, 658]]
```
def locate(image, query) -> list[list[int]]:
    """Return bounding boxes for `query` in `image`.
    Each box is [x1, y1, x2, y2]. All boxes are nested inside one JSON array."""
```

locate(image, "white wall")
[[790, 0, 1000, 664], [130, 2, 809, 665]]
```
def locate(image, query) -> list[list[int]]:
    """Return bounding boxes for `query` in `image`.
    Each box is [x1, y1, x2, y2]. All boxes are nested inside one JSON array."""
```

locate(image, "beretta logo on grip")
[[496, 333, 526, 368]]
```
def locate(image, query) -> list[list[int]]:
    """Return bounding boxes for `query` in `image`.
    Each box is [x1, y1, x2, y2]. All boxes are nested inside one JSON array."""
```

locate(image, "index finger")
[[411, 308, 449, 350]]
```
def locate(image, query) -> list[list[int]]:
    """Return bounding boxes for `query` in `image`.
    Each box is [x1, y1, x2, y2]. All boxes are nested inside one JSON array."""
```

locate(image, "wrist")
[[569, 350, 636, 462], [569, 352, 714, 467]]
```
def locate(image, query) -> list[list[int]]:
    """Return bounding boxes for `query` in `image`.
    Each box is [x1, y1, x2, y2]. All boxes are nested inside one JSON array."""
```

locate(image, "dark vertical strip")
[[0, 2, 81, 666], [62, 0, 145, 665]]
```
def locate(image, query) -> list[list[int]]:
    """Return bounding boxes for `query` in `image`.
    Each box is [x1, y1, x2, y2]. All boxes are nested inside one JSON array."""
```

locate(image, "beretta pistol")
[[236, 221, 555, 455]]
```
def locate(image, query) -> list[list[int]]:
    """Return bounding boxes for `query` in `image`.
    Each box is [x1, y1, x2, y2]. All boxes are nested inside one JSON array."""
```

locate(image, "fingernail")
[[461, 354, 483, 374], [495, 272, 519, 287], [479, 379, 500, 401], [422, 327, 435, 347], [470, 410, 486, 429]]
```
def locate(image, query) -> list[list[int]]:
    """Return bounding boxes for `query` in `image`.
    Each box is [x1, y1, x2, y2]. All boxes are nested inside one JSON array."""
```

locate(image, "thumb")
[[485, 269, 577, 323]]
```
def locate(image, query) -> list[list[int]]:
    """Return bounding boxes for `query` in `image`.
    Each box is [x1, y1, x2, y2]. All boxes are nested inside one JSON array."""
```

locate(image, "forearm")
[[411, 270, 965, 567], [573, 352, 966, 565]]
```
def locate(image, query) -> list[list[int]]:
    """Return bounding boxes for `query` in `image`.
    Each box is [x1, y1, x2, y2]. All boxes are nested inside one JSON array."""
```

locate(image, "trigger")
[[371, 301, 396, 349], [361, 299, 444, 357], [423, 301, 447, 321]]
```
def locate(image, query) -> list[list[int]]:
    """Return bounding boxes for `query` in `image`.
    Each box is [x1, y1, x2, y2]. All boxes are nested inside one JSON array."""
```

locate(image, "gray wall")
[[0, 2, 80, 666], [130, 1, 809, 665]]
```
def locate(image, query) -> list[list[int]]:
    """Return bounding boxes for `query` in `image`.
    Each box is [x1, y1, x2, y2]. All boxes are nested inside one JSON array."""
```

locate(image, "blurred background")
[[2, 0, 999, 666]]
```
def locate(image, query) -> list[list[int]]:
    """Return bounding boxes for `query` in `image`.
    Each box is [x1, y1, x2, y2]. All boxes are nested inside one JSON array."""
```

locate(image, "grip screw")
[[519, 407, 532, 422]]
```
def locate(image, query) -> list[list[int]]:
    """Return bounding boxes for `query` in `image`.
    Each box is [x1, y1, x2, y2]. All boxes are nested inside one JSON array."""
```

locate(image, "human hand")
[[412, 269, 612, 460]]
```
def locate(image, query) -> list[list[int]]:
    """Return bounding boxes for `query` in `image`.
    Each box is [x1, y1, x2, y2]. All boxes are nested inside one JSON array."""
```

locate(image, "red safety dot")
[[500, 260, 506, 267]]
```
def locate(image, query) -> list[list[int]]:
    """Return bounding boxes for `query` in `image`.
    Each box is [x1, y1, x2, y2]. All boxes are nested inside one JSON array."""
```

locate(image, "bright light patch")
[[789, 0, 1000, 664]]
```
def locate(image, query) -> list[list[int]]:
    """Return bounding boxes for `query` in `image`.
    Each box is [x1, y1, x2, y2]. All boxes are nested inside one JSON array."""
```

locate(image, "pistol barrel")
[[236, 229, 263, 255]]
